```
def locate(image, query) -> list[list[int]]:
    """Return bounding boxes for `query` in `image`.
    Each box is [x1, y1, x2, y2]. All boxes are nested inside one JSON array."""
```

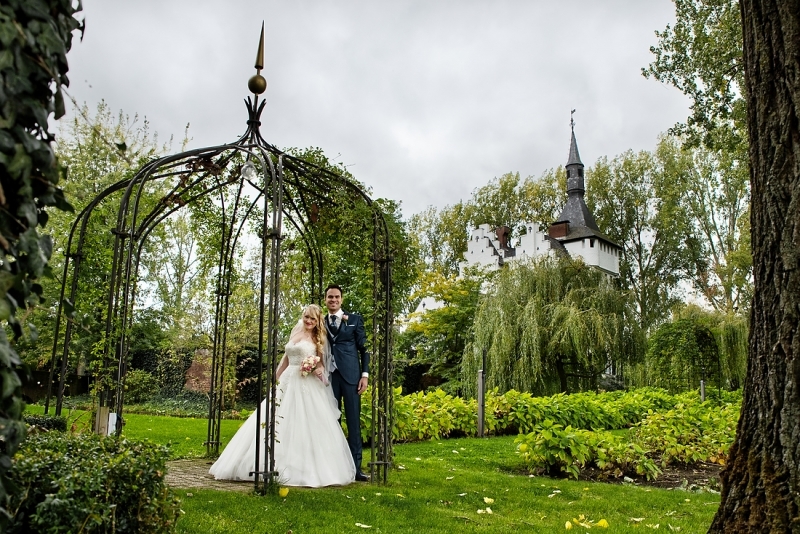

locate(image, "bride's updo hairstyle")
[[302, 304, 326, 358]]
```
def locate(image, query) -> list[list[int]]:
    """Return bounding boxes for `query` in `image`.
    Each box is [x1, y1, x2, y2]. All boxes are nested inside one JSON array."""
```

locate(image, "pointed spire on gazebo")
[[248, 22, 267, 95]]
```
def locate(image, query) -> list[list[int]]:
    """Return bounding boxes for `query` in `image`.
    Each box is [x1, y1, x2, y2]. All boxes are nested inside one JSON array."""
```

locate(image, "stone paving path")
[[166, 459, 253, 492]]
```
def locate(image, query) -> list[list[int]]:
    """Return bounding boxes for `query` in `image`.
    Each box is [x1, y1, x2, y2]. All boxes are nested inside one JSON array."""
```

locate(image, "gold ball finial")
[[249, 22, 267, 95], [248, 74, 267, 94]]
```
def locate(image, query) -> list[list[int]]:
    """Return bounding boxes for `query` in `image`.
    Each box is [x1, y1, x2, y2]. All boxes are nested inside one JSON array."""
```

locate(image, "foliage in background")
[[464, 256, 644, 396], [17, 100, 177, 372], [22, 414, 66, 432], [587, 137, 698, 331], [395, 268, 484, 394], [123, 368, 159, 404], [408, 169, 565, 279], [0, 0, 82, 521], [628, 304, 748, 391], [643, 0, 751, 315], [643, 0, 744, 152], [7, 433, 180, 533]]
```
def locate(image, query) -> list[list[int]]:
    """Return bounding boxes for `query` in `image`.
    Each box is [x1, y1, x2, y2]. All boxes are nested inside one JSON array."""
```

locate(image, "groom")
[[325, 284, 370, 482]]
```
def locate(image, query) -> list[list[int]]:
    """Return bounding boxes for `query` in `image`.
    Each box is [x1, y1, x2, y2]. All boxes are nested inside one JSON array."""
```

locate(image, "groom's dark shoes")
[[355, 471, 370, 482]]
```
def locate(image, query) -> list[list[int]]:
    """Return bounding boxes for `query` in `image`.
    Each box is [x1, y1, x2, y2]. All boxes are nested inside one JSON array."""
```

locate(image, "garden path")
[[166, 459, 252, 492]]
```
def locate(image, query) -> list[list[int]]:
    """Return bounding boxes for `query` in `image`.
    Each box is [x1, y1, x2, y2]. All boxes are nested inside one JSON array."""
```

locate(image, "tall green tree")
[[644, 0, 752, 315], [409, 169, 564, 280], [710, 0, 800, 530], [0, 0, 82, 520], [643, 0, 744, 152], [587, 137, 698, 331], [19, 100, 176, 368], [684, 145, 751, 312]]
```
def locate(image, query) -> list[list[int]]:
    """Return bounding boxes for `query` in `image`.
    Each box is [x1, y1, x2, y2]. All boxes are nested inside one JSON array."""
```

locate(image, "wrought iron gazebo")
[[44, 26, 394, 489]]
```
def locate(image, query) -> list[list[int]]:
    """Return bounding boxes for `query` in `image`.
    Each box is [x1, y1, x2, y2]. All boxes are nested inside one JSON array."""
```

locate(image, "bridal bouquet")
[[300, 355, 321, 377]]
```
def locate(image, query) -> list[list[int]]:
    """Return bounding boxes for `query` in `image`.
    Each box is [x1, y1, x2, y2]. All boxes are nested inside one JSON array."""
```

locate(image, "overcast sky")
[[63, 1, 689, 218]]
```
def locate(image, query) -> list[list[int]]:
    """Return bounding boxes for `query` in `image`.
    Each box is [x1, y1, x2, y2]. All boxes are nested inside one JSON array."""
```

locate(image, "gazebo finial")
[[248, 22, 267, 95]]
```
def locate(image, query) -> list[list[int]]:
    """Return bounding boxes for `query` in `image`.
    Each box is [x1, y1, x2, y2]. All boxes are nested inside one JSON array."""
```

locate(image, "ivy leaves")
[[0, 0, 82, 520]]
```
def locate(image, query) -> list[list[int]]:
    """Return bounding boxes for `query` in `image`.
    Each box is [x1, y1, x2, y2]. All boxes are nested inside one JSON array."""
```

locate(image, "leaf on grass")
[[646, 524, 660, 529], [483, 497, 494, 504], [396, 494, 405, 498], [597, 519, 609, 528], [565, 521, 573, 530], [630, 518, 645, 522], [355, 523, 372, 528], [446, 476, 454, 480], [485, 507, 493, 515], [668, 525, 681, 532], [458, 493, 467, 497]]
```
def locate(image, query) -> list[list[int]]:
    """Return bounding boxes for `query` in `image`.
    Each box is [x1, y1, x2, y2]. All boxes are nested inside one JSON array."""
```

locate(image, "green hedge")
[[7, 433, 180, 533], [513, 392, 741, 481], [366, 386, 688, 443], [22, 414, 67, 432]]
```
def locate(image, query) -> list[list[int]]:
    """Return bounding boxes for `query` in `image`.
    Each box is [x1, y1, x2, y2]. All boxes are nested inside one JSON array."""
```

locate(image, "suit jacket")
[[327, 311, 370, 385]]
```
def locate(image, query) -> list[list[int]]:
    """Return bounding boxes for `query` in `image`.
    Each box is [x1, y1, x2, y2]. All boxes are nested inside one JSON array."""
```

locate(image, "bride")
[[209, 304, 356, 487]]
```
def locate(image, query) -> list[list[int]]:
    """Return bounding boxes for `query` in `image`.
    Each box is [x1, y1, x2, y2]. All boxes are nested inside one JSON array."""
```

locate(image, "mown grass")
[[25, 404, 719, 532]]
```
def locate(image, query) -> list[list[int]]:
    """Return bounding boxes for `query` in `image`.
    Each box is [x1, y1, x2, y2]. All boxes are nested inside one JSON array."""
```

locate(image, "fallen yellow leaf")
[[278, 488, 289, 498], [597, 519, 609, 528], [483, 497, 494, 504], [565, 521, 573, 530]]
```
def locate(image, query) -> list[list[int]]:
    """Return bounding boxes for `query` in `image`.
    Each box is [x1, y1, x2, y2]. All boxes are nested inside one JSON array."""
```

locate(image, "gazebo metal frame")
[[44, 26, 394, 489]]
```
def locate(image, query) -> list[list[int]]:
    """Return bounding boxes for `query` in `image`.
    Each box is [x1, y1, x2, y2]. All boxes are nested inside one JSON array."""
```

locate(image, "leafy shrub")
[[632, 400, 739, 466], [593, 435, 661, 480], [7, 433, 180, 533], [22, 414, 66, 432], [515, 426, 662, 481], [514, 420, 592, 479], [124, 369, 159, 404]]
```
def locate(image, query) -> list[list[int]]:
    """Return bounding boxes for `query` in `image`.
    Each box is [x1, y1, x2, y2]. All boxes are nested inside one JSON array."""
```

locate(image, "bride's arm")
[[275, 353, 289, 381]]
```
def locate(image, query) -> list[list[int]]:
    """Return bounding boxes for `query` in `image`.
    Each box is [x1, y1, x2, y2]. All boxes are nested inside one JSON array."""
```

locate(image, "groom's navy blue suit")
[[327, 312, 369, 473]]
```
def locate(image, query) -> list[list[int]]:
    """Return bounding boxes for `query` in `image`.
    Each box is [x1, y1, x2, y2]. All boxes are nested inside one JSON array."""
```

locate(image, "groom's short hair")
[[325, 284, 343, 296]]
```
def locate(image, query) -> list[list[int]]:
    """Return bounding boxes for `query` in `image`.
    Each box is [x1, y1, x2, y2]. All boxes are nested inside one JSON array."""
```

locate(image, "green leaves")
[[0, 1, 82, 522]]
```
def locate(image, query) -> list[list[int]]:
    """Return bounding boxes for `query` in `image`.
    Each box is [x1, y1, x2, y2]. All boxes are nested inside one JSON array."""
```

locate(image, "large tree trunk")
[[709, 1, 800, 532]]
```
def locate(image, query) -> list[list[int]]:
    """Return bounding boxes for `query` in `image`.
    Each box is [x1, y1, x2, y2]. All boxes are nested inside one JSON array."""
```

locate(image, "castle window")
[[590, 239, 595, 248], [578, 168, 584, 178]]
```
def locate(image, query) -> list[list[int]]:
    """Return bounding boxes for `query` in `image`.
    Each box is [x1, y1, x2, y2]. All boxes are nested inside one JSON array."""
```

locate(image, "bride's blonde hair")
[[302, 304, 326, 358]]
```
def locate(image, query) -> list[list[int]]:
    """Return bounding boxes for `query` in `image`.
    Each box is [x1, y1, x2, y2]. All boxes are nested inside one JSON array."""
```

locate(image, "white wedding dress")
[[209, 339, 355, 487]]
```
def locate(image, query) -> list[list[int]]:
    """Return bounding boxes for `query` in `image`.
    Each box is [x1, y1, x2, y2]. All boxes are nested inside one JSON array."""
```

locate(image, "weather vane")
[[248, 22, 267, 95], [570, 109, 576, 131]]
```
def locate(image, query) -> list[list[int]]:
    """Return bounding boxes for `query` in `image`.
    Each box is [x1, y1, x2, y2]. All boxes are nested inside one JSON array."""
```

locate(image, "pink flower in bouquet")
[[300, 355, 320, 377]]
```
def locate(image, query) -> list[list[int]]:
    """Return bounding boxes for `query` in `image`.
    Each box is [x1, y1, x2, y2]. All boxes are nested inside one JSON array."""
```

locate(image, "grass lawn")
[[25, 405, 720, 532]]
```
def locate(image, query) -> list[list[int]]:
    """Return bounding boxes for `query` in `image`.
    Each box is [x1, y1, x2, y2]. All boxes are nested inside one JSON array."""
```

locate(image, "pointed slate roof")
[[556, 127, 600, 232], [566, 129, 582, 167]]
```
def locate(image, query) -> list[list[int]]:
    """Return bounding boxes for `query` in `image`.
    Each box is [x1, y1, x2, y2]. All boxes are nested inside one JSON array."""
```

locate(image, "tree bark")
[[709, 1, 800, 532]]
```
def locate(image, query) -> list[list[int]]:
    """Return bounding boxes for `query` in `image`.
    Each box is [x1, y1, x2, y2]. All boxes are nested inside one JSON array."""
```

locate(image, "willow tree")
[[463, 256, 644, 397]]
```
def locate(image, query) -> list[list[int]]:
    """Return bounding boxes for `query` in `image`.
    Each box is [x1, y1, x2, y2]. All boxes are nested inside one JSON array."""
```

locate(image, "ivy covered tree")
[[0, 0, 82, 520]]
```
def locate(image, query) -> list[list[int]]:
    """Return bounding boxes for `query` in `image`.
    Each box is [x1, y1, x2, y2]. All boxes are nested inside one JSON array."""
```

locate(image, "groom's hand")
[[357, 377, 368, 395]]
